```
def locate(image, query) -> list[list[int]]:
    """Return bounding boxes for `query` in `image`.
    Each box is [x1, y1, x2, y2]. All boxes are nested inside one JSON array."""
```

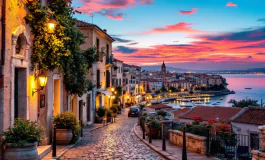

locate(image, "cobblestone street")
[[60, 108, 165, 160]]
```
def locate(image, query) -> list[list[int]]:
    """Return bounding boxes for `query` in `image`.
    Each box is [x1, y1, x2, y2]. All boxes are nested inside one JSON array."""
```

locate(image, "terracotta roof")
[[113, 58, 123, 63], [76, 20, 115, 42], [163, 108, 177, 112], [149, 104, 173, 109], [76, 20, 93, 27], [173, 108, 191, 117], [179, 106, 242, 123], [232, 107, 265, 125]]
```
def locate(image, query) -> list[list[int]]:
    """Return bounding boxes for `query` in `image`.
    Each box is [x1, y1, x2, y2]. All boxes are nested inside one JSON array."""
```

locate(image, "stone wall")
[[169, 130, 207, 155], [252, 150, 265, 160]]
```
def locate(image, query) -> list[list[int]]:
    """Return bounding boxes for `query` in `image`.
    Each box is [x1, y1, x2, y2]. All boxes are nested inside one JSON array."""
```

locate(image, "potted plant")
[[106, 109, 112, 122], [157, 110, 167, 117], [96, 107, 106, 123], [110, 105, 118, 117], [1, 118, 43, 160], [53, 112, 81, 145], [147, 119, 161, 138]]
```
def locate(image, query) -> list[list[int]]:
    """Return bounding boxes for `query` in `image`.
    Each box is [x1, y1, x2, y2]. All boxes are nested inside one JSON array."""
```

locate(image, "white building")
[[112, 58, 123, 87], [231, 107, 265, 150]]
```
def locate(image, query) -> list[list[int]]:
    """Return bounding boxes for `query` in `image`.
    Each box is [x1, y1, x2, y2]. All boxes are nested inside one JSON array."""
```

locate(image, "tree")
[[169, 86, 177, 92], [229, 99, 260, 108], [155, 90, 161, 94], [161, 85, 167, 92]]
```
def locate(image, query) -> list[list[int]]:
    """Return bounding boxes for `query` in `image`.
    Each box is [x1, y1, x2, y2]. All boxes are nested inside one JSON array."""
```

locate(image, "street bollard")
[[182, 126, 187, 160], [143, 121, 145, 139], [149, 127, 152, 143], [80, 120, 83, 137], [162, 124, 166, 151], [206, 126, 211, 156], [52, 126, 56, 157]]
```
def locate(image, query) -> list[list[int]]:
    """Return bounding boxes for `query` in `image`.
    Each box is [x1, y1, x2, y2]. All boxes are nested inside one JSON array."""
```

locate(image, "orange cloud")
[[179, 8, 197, 15], [226, 2, 237, 7], [144, 22, 202, 34]]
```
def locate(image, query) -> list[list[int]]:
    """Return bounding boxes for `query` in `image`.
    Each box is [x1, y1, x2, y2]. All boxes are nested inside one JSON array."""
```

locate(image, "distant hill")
[[141, 66, 265, 73]]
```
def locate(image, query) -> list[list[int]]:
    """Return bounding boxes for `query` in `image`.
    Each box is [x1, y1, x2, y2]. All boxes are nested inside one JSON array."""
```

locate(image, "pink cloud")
[[97, 9, 124, 20], [113, 29, 265, 65], [76, 0, 153, 20], [144, 22, 202, 34], [179, 8, 197, 15], [226, 2, 237, 7]]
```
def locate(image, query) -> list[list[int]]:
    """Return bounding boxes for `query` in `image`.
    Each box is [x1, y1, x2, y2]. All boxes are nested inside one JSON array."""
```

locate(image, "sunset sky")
[[73, 0, 265, 70]]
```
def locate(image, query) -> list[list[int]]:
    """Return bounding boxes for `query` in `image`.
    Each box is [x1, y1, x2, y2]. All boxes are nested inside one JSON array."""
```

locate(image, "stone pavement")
[[42, 123, 105, 160], [134, 124, 215, 160], [59, 108, 165, 160]]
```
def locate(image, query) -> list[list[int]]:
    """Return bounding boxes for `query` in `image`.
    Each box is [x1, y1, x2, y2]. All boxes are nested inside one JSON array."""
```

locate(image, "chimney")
[[103, 29, 107, 33]]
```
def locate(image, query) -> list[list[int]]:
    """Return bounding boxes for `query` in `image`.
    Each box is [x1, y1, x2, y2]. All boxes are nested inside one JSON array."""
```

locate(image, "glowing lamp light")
[[111, 86, 115, 92], [39, 73, 48, 89], [47, 16, 57, 34], [32, 71, 48, 96]]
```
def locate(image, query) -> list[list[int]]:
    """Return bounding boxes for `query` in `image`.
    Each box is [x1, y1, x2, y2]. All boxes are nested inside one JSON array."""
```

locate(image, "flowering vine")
[[24, 0, 97, 96]]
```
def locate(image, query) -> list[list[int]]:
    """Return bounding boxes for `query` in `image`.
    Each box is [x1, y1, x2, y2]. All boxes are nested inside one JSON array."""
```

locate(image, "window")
[[119, 79, 121, 86], [106, 70, 110, 88], [250, 133, 259, 150], [96, 38, 102, 61], [106, 44, 109, 57], [97, 70, 100, 88]]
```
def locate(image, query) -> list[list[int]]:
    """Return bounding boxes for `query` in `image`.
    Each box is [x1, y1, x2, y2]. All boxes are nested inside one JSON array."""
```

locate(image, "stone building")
[[0, 1, 114, 158], [0, 0, 67, 158]]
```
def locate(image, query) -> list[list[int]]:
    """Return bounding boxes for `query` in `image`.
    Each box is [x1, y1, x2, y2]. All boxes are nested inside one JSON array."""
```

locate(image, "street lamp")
[[32, 71, 48, 96], [47, 15, 57, 34], [111, 86, 115, 92]]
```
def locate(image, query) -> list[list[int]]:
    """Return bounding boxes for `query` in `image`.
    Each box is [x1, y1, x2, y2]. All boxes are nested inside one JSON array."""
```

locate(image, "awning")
[[96, 88, 112, 96]]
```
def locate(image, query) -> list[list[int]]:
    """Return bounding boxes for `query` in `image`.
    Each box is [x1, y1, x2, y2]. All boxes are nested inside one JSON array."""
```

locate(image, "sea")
[[167, 74, 265, 108]]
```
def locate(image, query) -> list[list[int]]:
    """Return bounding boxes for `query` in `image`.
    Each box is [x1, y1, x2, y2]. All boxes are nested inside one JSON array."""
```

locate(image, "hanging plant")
[[25, 0, 97, 96]]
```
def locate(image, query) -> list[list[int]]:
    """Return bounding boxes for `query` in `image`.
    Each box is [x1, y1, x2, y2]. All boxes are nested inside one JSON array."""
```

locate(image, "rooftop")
[[149, 104, 173, 110], [231, 107, 265, 125], [180, 106, 242, 123], [76, 20, 115, 42], [173, 108, 191, 117]]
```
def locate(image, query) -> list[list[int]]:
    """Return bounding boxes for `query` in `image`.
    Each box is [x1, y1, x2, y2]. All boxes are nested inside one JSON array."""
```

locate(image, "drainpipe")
[[0, 0, 6, 88], [1, 0, 6, 67]]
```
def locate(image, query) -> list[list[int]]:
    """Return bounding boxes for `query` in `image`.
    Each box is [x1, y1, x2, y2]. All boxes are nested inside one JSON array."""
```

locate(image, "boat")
[[245, 88, 252, 90], [205, 102, 211, 104], [216, 102, 220, 104], [180, 104, 194, 108], [220, 97, 223, 100], [181, 99, 190, 102], [212, 102, 218, 105], [194, 102, 203, 105]]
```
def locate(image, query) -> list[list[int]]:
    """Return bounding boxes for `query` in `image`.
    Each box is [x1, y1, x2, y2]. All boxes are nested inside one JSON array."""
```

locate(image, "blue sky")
[[73, 0, 265, 70]]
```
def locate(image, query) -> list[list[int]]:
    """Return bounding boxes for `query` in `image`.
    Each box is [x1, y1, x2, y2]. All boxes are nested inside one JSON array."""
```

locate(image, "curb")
[[50, 118, 120, 160], [133, 124, 170, 160]]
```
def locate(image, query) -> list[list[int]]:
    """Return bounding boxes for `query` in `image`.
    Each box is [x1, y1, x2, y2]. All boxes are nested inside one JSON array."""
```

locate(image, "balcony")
[[106, 54, 113, 68]]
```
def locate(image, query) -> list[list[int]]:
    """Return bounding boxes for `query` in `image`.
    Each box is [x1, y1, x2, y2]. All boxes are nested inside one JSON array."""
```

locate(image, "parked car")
[[128, 108, 139, 117]]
